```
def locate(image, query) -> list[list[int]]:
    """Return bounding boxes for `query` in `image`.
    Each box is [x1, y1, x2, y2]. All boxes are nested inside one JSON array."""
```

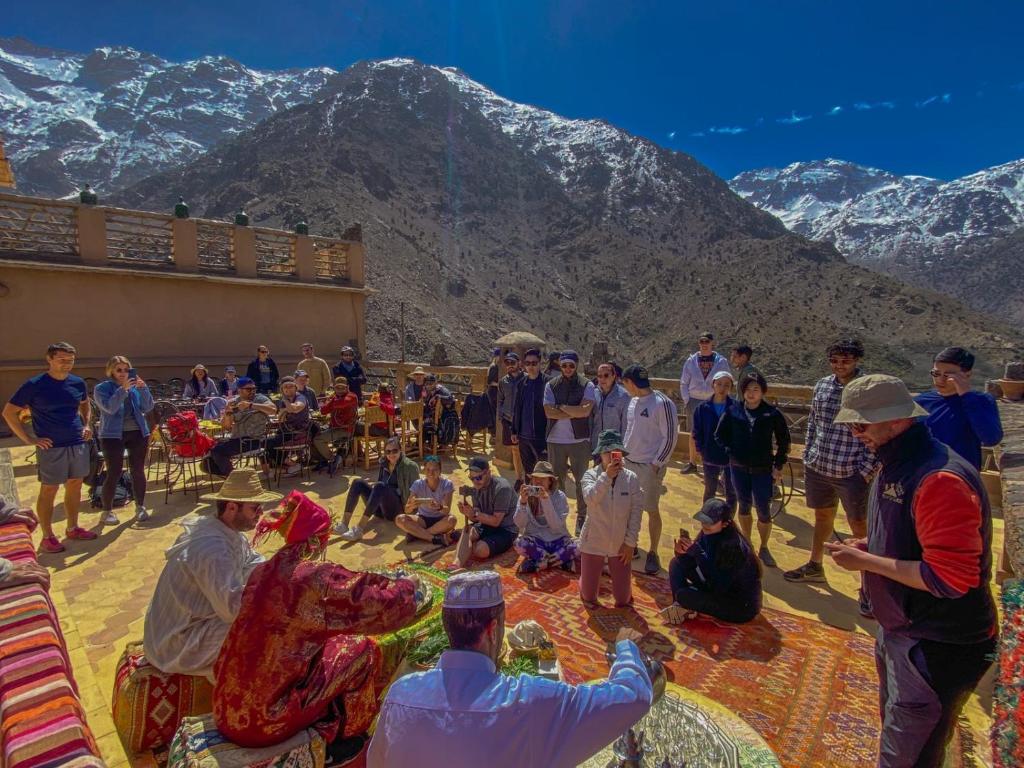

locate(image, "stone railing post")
[[77, 205, 107, 265], [348, 242, 365, 287], [172, 218, 198, 272], [294, 234, 315, 282], [234, 226, 257, 278]]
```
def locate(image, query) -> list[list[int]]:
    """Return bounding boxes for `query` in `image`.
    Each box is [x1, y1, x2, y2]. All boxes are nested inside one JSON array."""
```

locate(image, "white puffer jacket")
[[579, 467, 643, 557]]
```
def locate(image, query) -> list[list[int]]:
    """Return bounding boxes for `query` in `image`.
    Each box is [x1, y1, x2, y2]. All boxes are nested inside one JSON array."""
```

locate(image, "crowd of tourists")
[[0, 332, 1006, 768]]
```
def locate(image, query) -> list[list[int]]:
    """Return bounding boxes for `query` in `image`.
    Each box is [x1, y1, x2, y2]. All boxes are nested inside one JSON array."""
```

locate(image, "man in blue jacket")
[[914, 347, 1002, 471]]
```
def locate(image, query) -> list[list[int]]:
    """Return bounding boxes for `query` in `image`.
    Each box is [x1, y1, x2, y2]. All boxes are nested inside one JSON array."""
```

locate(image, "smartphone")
[[610, 450, 623, 462], [459, 485, 474, 498], [678, 528, 690, 540], [525, 485, 542, 497], [414, 497, 435, 504], [128, 368, 138, 380]]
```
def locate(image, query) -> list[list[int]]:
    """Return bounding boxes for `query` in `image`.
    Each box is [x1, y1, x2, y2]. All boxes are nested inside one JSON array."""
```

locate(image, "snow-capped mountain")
[[730, 157, 1024, 265], [0, 37, 336, 196]]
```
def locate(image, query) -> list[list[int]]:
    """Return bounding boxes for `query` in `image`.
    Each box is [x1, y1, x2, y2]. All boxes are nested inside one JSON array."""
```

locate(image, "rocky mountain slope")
[[0, 36, 335, 196], [108, 58, 1020, 385], [731, 158, 1024, 322]]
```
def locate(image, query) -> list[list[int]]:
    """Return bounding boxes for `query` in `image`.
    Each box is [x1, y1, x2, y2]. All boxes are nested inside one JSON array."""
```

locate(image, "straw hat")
[[411, 366, 427, 377], [201, 468, 282, 504], [529, 461, 557, 479]]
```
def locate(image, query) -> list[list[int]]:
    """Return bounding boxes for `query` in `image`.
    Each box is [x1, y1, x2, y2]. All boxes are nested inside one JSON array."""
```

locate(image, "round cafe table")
[[580, 682, 780, 768]]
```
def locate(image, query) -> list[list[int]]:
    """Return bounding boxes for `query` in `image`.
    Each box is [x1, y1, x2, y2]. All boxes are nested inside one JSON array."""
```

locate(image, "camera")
[[525, 485, 542, 497], [458, 484, 474, 499]]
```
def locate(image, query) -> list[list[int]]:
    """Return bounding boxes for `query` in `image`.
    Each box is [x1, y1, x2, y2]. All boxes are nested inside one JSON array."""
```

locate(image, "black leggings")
[[344, 479, 403, 521], [668, 555, 759, 623], [100, 431, 149, 510]]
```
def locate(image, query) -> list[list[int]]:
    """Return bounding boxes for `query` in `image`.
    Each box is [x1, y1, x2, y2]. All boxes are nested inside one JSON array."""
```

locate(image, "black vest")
[[865, 423, 996, 644], [546, 374, 591, 441]]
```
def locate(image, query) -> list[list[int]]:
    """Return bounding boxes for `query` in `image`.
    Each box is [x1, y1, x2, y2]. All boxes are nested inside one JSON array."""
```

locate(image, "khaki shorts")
[[625, 459, 667, 514]]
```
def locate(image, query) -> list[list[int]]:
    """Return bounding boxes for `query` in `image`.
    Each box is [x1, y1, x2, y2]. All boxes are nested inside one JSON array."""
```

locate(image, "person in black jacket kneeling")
[[665, 498, 762, 624]]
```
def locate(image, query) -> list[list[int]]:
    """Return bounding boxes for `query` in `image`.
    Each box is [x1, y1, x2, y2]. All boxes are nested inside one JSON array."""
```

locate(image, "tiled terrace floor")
[[2, 441, 1000, 767]]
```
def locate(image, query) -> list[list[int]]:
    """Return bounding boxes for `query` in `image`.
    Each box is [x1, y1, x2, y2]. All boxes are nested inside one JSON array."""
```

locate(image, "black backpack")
[[460, 393, 494, 433], [89, 470, 134, 509]]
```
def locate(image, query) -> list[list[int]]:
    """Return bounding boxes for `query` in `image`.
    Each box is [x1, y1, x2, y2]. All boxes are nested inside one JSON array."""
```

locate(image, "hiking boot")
[[644, 551, 662, 575], [339, 525, 363, 542], [102, 511, 119, 525], [758, 547, 777, 568], [518, 559, 540, 574], [783, 561, 826, 583], [66, 526, 97, 541], [39, 535, 65, 554]]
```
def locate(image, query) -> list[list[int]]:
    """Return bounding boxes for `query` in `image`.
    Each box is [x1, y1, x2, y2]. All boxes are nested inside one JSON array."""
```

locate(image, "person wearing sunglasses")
[[543, 350, 596, 536], [510, 348, 549, 477], [825, 374, 996, 768], [784, 339, 878, 595], [590, 362, 630, 466], [245, 346, 279, 395], [913, 347, 1002, 472], [336, 437, 420, 541], [454, 456, 517, 567], [204, 377, 276, 477]]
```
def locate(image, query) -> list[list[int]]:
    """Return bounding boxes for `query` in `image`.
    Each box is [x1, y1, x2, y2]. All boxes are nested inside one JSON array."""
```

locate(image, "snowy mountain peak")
[[0, 38, 338, 196]]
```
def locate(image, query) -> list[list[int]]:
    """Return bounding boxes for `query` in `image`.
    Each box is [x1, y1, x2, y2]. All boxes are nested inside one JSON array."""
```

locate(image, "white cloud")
[[777, 111, 811, 125], [668, 130, 676, 139], [708, 125, 746, 135], [853, 100, 896, 111], [828, 105, 843, 115], [915, 93, 951, 108]]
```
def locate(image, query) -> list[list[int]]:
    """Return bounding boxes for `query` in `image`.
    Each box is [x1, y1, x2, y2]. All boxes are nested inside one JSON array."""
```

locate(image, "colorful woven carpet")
[[439, 550, 882, 768]]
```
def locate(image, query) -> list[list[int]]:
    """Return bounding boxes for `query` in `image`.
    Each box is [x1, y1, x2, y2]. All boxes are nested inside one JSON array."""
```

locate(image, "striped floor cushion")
[[167, 714, 325, 768], [0, 521, 106, 768], [112, 642, 214, 753]]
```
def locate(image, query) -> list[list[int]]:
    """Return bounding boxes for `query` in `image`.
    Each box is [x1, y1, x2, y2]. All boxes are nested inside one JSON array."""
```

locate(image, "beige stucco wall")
[[0, 260, 369, 407]]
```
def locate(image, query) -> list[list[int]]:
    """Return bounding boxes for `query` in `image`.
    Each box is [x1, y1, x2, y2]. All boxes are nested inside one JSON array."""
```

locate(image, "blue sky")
[[6, 1, 1023, 180]]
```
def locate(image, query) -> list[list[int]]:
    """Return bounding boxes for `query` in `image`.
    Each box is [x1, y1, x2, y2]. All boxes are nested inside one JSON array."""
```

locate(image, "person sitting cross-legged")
[[454, 456, 517, 567], [513, 461, 579, 574], [335, 437, 420, 542], [664, 499, 762, 625], [394, 455, 457, 546]]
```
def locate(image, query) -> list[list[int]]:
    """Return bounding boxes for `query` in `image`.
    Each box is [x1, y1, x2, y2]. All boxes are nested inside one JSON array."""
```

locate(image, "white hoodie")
[[678, 351, 730, 404]]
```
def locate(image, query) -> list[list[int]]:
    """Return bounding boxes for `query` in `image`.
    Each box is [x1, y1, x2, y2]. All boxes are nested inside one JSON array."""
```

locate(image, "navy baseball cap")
[[694, 498, 733, 525]]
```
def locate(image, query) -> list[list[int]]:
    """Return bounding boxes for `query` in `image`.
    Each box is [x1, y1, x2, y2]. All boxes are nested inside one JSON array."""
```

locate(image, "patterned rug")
[[439, 549, 882, 768]]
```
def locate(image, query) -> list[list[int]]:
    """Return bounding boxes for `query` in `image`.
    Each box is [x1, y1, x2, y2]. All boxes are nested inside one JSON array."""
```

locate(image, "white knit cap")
[[443, 571, 504, 609], [712, 370, 735, 383]]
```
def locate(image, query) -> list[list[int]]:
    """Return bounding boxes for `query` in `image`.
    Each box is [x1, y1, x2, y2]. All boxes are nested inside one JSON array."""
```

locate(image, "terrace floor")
[[2, 439, 1000, 767]]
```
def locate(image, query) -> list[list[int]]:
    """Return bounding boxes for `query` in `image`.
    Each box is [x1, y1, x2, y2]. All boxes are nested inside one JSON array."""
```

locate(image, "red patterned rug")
[[441, 550, 882, 768]]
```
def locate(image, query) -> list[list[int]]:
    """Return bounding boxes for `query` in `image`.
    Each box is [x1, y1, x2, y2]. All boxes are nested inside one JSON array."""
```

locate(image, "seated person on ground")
[[313, 377, 359, 470], [665, 498, 762, 624], [578, 429, 643, 610], [184, 364, 219, 400], [0, 498, 50, 590], [335, 436, 420, 541], [214, 491, 417, 753], [395, 454, 457, 546], [455, 456, 517, 567], [368, 571, 653, 768], [363, 382, 396, 436], [204, 377, 276, 477], [513, 460, 578, 574], [143, 470, 281, 680], [271, 376, 311, 475]]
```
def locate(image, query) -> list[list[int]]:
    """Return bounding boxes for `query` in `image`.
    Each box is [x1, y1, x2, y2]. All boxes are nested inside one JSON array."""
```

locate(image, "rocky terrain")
[[731, 158, 1024, 322], [107, 58, 1021, 385]]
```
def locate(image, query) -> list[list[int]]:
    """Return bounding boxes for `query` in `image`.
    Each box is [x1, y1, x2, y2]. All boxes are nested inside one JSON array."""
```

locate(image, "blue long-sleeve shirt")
[[913, 390, 1003, 471], [368, 640, 652, 768]]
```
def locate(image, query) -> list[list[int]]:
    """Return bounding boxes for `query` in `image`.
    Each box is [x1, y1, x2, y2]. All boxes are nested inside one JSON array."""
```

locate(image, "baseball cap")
[[621, 364, 651, 389], [712, 370, 735, 384], [694, 498, 733, 525], [468, 456, 489, 472]]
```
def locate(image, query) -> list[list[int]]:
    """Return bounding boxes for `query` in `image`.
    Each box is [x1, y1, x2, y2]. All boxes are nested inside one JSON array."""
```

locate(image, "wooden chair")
[[353, 405, 392, 470], [395, 400, 424, 458]]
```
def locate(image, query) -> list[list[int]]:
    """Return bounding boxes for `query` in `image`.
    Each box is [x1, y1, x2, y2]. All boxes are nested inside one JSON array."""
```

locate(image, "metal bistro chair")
[[166, 377, 186, 399], [235, 420, 272, 481], [271, 421, 314, 486], [159, 422, 213, 503], [146, 400, 181, 479]]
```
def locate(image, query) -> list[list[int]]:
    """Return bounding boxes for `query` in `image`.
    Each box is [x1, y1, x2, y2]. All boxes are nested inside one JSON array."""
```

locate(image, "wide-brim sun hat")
[[201, 468, 283, 504], [411, 366, 427, 376], [529, 461, 557, 479], [833, 374, 929, 424]]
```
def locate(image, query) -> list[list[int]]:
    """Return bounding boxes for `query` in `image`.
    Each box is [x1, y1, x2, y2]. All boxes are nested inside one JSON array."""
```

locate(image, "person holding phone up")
[[512, 460, 579, 574], [578, 430, 643, 609], [93, 355, 155, 524], [664, 498, 762, 625], [395, 455, 457, 546]]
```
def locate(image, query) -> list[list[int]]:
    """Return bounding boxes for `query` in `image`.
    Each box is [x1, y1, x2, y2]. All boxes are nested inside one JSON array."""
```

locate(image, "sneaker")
[[340, 525, 363, 542], [39, 535, 65, 554], [680, 462, 696, 474], [66, 526, 98, 541], [783, 561, 826, 583], [135, 506, 150, 522], [644, 551, 662, 575], [332, 522, 349, 537], [518, 559, 540, 574], [102, 511, 119, 525], [758, 547, 777, 568]]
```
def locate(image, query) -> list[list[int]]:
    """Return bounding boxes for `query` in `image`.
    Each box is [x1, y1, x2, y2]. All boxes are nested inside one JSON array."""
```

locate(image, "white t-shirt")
[[623, 391, 679, 466], [543, 379, 597, 444], [408, 477, 454, 519]]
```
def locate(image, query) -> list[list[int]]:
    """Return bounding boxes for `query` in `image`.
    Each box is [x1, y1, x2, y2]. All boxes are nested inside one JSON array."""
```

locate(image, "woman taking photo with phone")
[[665, 498, 762, 624], [714, 372, 790, 567], [513, 460, 578, 574], [93, 356, 155, 524]]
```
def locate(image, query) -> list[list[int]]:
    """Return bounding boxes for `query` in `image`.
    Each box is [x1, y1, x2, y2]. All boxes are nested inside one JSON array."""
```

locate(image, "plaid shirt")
[[804, 373, 878, 479]]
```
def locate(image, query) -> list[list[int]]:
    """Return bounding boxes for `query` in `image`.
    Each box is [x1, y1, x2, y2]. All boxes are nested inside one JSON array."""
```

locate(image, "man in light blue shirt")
[[368, 571, 653, 768]]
